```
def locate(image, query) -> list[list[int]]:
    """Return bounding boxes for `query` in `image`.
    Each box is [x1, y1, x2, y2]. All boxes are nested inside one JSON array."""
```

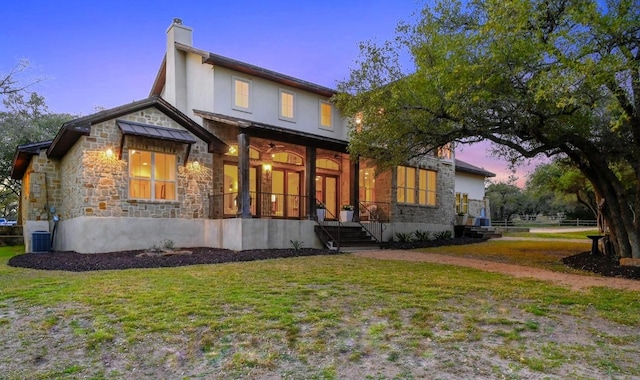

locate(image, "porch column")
[[238, 133, 252, 219], [350, 156, 360, 221], [306, 146, 317, 219]]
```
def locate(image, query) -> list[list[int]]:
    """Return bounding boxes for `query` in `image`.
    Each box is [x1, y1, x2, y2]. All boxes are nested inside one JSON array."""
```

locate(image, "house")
[[454, 159, 495, 222], [12, 19, 463, 254]]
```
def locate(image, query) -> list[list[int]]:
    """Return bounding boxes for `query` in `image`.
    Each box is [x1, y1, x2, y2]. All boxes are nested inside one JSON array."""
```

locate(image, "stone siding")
[[25, 107, 213, 225], [391, 158, 455, 226]]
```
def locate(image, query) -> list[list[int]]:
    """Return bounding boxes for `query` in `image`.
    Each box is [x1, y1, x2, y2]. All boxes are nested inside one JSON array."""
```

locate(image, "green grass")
[[503, 229, 600, 239], [418, 239, 591, 273], [0, 244, 638, 379]]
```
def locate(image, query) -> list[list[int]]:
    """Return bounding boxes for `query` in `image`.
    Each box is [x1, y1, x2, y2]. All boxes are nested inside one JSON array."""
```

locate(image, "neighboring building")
[[454, 159, 495, 220], [12, 19, 460, 253]]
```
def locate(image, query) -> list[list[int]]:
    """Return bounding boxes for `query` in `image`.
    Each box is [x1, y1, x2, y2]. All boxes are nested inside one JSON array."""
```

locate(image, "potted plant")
[[316, 202, 326, 222], [455, 212, 468, 225], [340, 205, 354, 222]]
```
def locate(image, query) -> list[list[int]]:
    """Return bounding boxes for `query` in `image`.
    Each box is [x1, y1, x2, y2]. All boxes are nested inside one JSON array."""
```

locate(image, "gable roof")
[[11, 96, 228, 180], [150, 43, 336, 98], [455, 159, 496, 178]]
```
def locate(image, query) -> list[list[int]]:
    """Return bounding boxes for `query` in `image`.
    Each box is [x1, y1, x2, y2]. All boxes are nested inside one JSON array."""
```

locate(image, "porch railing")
[[209, 192, 309, 219]]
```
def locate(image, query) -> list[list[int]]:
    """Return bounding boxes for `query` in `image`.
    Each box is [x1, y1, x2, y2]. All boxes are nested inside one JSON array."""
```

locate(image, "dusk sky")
[[2, 0, 539, 186]]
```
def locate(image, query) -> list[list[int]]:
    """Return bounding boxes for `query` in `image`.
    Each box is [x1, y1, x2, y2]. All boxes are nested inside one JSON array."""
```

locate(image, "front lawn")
[[0, 245, 638, 379]]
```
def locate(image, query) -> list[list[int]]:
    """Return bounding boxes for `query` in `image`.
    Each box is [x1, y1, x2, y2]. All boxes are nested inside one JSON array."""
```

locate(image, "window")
[[437, 143, 452, 160], [279, 90, 295, 121], [316, 158, 339, 170], [397, 166, 437, 206], [233, 77, 251, 111], [319, 101, 332, 128], [455, 193, 469, 213], [419, 169, 437, 206], [273, 152, 303, 165], [129, 150, 176, 200]]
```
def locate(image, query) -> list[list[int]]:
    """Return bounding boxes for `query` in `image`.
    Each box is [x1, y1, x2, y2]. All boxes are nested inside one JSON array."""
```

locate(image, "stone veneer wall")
[[390, 158, 456, 227], [21, 150, 61, 222], [52, 108, 213, 220]]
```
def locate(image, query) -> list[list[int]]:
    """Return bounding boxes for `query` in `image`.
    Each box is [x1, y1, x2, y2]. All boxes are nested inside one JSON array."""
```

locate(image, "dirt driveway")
[[353, 249, 640, 292]]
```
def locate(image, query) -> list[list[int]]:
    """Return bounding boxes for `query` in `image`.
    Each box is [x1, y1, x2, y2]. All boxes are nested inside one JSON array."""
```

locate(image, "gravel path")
[[353, 249, 640, 292]]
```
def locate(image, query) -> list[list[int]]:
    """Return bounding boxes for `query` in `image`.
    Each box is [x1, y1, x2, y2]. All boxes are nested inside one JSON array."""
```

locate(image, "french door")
[[315, 174, 338, 219], [271, 169, 302, 218]]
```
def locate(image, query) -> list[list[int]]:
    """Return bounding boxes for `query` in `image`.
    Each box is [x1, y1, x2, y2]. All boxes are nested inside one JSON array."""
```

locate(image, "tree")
[[486, 181, 525, 221], [0, 60, 73, 220], [0, 59, 44, 97], [526, 160, 598, 218], [336, 0, 640, 258]]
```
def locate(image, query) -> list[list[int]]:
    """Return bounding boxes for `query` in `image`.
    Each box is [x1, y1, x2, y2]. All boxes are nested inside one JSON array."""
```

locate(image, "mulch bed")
[[7, 248, 341, 272], [7, 237, 640, 280], [562, 251, 640, 280]]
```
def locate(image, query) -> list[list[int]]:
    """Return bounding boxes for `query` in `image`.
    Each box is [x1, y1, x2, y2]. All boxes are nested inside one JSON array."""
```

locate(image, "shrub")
[[395, 232, 415, 242], [433, 230, 452, 240], [289, 240, 304, 251], [414, 230, 431, 242]]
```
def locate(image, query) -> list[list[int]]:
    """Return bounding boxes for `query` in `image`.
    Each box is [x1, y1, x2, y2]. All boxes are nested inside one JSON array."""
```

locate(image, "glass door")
[[272, 169, 302, 218], [316, 174, 338, 219]]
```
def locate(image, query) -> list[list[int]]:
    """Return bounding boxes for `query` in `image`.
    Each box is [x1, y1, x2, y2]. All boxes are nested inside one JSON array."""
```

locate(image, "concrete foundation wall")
[[33, 216, 323, 253]]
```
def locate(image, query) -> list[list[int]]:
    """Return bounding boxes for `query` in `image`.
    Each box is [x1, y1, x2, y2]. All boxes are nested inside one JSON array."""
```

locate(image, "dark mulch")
[[562, 251, 640, 280], [382, 237, 487, 250], [7, 248, 340, 272]]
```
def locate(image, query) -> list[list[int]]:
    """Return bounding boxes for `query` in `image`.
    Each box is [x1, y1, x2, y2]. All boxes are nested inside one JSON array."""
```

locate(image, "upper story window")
[[129, 150, 176, 201], [397, 166, 437, 206], [233, 77, 251, 112], [279, 90, 295, 121], [437, 143, 453, 160], [319, 101, 333, 129]]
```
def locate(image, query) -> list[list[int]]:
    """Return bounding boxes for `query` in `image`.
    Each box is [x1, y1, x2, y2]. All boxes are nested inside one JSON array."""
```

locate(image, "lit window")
[[233, 77, 251, 111], [455, 193, 468, 213], [437, 143, 452, 160], [272, 152, 303, 165], [316, 158, 339, 170], [398, 166, 437, 206], [320, 101, 332, 128], [129, 150, 176, 200], [279, 90, 295, 121]]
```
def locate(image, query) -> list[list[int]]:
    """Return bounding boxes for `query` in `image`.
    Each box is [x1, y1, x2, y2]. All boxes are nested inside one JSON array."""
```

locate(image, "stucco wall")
[[455, 172, 487, 200]]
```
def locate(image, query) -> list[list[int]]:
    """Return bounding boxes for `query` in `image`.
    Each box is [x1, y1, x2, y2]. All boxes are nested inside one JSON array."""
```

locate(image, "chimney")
[[164, 18, 192, 112], [166, 18, 193, 47]]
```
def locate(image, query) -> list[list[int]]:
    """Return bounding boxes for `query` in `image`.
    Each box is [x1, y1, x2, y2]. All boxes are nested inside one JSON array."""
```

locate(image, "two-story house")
[[12, 19, 462, 253]]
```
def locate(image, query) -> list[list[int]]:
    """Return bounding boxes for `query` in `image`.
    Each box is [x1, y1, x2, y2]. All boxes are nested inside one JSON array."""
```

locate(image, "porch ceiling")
[[194, 109, 349, 153]]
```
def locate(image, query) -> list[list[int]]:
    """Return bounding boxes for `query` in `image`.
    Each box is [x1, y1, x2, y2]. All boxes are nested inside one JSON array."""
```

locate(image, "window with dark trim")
[[129, 150, 177, 200]]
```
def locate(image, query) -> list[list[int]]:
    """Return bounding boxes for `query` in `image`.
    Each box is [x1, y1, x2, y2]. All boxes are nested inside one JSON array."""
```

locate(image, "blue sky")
[[1, 0, 534, 185]]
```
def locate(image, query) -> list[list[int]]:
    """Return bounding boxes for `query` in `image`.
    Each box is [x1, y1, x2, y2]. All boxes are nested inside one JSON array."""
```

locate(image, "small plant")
[[414, 230, 431, 242], [433, 230, 452, 240], [289, 240, 304, 251], [395, 232, 415, 242], [341, 204, 354, 211], [316, 202, 326, 209], [162, 239, 175, 250]]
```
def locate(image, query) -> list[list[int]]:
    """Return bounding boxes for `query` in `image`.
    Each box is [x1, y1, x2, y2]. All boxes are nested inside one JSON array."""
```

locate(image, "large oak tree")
[[335, 0, 640, 258]]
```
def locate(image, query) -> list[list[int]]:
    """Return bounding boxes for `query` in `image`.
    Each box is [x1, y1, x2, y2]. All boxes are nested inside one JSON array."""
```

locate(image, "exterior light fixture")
[[263, 164, 272, 180], [105, 148, 114, 158]]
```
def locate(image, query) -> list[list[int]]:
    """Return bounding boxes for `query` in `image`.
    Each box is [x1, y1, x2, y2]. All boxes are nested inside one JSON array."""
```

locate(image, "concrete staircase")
[[456, 225, 502, 240], [0, 225, 24, 246], [314, 223, 380, 251]]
